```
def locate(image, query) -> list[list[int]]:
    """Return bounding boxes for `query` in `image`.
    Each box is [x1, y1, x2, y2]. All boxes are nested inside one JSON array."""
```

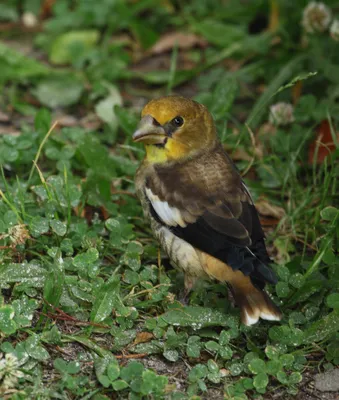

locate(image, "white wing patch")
[[145, 187, 187, 227]]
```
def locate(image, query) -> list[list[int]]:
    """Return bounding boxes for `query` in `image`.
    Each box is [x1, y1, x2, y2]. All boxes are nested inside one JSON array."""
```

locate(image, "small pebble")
[[314, 369, 339, 392]]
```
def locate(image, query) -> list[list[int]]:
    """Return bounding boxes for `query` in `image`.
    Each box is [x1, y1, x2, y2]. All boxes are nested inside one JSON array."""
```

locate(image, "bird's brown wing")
[[145, 144, 277, 288]]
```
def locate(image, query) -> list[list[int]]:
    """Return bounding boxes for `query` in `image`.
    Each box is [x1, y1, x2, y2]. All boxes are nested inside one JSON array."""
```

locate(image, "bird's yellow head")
[[133, 96, 217, 163]]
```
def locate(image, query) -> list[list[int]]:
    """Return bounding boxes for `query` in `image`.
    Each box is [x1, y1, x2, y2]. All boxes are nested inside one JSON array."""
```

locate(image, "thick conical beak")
[[133, 115, 166, 145]]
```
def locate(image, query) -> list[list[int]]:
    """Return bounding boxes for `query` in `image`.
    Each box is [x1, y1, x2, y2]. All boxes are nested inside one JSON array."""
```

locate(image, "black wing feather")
[[149, 198, 277, 289]]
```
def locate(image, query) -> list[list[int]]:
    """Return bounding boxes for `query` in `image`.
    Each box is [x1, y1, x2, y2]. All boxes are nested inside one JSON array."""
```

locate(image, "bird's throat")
[[145, 140, 189, 163], [145, 145, 168, 163]]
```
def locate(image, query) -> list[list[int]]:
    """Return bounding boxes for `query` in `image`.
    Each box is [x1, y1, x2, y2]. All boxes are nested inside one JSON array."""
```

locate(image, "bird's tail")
[[232, 286, 282, 326]]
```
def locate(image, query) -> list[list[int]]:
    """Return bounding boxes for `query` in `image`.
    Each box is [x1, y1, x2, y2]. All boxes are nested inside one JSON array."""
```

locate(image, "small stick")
[[241, 124, 256, 177], [115, 353, 147, 359]]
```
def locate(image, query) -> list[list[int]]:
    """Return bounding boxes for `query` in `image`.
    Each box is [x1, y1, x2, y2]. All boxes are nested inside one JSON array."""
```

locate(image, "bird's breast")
[[155, 225, 208, 279]]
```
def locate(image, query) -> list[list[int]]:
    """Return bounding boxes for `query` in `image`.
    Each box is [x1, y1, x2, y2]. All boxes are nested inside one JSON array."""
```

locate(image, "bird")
[[133, 95, 282, 326]]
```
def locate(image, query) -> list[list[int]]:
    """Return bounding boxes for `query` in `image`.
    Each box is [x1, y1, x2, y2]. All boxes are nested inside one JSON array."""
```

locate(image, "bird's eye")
[[172, 116, 184, 127]]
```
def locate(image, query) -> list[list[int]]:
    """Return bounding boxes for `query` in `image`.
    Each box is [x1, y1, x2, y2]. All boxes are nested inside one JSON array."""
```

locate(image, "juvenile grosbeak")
[[133, 95, 282, 325]]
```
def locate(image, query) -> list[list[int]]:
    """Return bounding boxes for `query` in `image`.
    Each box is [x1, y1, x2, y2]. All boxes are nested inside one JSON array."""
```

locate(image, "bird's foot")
[[176, 274, 198, 306], [177, 289, 191, 306]]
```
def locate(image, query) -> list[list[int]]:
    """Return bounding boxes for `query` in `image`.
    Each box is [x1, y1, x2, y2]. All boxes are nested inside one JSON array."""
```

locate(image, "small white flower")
[[22, 12, 38, 28], [0, 224, 30, 247], [330, 19, 339, 41], [302, 2, 332, 33], [8, 224, 30, 245], [0, 353, 24, 390], [166, 292, 175, 303], [269, 103, 295, 126]]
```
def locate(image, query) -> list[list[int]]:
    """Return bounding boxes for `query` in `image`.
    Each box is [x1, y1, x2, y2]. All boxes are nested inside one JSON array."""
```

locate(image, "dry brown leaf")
[[0, 21, 43, 32], [0, 126, 20, 136], [55, 114, 78, 127], [308, 120, 338, 164], [230, 148, 253, 162], [259, 217, 280, 227], [40, 0, 56, 19], [148, 32, 207, 55], [230, 145, 263, 163], [0, 111, 9, 122], [255, 198, 285, 219], [292, 80, 303, 104], [132, 332, 154, 345], [79, 113, 102, 131]]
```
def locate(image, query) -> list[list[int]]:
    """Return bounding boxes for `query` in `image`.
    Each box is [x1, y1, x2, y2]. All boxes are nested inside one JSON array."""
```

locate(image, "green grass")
[[0, 0, 339, 399]]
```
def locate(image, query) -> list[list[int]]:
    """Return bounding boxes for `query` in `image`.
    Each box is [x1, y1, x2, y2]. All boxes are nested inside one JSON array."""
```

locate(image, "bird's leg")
[[227, 284, 236, 307], [177, 274, 197, 305]]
